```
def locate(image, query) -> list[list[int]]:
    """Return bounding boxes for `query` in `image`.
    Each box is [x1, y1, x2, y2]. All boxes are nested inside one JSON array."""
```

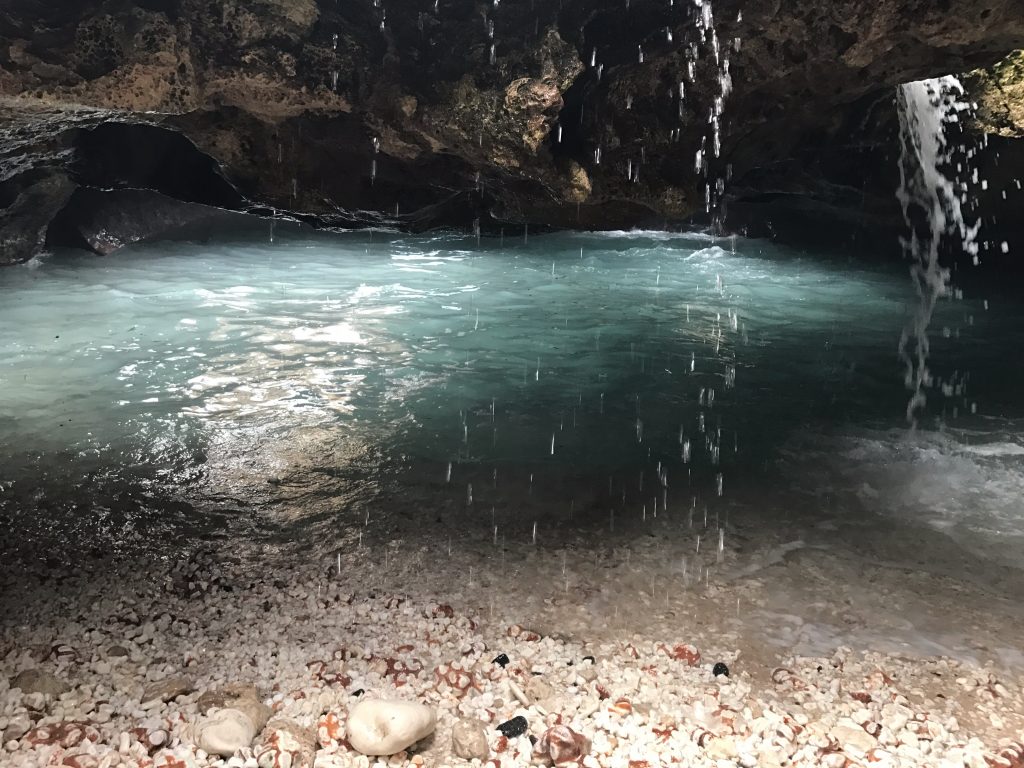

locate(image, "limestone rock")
[[10, 669, 69, 698], [451, 718, 489, 761], [186, 708, 257, 757], [346, 699, 436, 756]]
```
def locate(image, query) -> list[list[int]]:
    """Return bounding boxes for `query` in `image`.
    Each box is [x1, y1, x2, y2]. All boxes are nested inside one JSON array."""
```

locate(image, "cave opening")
[[2, 1, 1024, 765]]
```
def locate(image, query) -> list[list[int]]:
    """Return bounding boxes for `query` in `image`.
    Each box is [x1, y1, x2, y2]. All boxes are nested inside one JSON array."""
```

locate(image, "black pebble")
[[497, 716, 528, 738], [582, 655, 596, 664], [713, 662, 730, 678], [351, 688, 364, 697], [492, 653, 510, 668]]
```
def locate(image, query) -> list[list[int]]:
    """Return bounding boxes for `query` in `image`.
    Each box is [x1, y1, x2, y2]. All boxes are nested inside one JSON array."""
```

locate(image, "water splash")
[[896, 76, 981, 425]]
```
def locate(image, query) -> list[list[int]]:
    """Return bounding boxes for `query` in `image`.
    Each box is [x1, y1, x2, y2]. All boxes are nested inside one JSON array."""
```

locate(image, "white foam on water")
[[783, 426, 1024, 568]]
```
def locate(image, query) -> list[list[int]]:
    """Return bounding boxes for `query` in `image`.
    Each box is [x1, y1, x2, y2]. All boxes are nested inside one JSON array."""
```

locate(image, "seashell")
[[864, 670, 895, 689], [507, 625, 542, 642], [23, 721, 101, 748], [58, 755, 100, 768], [608, 699, 633, 717], [988, 741, 1024, 768], [151, 752, 196, 768], [534, 725, 590, 765], [317, 713, 344, 748], [367, 655, 424, 687], [652, 724, 677, 743], [130, 727, 169, 754], [865, 747, 895, 763], [508, 679, 530, 706], [50, 644, 81, 663], [771, 667, 807, 690], [691, 726, 716, 748], [431, 604, 455, 619], [862, 721, 883, 738], [433, 662, 482, 699], [256, 721, 314, 768], [659, 643, 701, 666]]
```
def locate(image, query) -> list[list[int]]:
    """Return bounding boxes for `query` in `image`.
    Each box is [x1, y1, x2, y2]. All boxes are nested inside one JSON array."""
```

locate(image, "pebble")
[[2, 717, 31, 742], [346, 699, 437, 756], [142, 675, 193, 704], [492, 654, 510, 668], [0, 558, 1021, 768], [497, 716, 528, 738], [830, 720, 877, 757], [535, 725, 590, 764], [712, 662, 730, 677], [9, 669, 69, 698], [198, 684, 271, 732], [187, 708, 258, 757], [451, 718, 489, 760]]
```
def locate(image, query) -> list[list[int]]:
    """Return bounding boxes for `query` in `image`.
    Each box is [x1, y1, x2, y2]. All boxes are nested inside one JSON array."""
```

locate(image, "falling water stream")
[[896, 76, 983, 425]]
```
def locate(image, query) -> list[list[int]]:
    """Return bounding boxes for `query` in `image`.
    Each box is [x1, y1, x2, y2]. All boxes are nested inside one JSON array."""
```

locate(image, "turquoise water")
[[1, 229, 1021, 567]]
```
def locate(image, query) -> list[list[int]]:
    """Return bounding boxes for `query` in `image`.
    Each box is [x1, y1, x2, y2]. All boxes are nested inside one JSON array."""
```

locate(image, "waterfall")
[[895, 76, 981, 425]]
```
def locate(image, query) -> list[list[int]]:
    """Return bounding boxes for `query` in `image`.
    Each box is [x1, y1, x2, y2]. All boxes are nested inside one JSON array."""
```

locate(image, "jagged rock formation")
[[972, 51, 1024, 137], [2, 0, 1024, 263]]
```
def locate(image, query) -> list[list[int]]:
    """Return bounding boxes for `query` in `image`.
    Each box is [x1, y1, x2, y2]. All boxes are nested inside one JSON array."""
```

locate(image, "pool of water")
[[1, 229, 1022, 575]]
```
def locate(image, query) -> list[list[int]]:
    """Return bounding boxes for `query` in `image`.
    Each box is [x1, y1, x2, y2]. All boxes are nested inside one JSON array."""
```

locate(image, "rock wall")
[[2, 0, 1024, 262]]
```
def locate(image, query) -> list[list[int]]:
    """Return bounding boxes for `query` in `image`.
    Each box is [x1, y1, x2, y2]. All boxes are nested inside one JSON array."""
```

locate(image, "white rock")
[[346, 699, 436, 757], [830, 720, 875, 757], [451, 718, 489, 761], [187, 708, 257, 757]]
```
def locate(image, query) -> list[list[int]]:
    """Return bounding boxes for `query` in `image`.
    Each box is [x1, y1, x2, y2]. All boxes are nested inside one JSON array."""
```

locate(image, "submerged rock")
[[346, 699, 437, 756]]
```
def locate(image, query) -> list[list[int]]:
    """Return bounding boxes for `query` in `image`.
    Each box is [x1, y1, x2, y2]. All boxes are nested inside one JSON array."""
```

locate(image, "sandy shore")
[[2, 538, 1024, 768]]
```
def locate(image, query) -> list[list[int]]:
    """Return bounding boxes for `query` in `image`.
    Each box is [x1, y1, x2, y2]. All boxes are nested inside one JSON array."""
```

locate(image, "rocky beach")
[[3, 537, 1024, 768]]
